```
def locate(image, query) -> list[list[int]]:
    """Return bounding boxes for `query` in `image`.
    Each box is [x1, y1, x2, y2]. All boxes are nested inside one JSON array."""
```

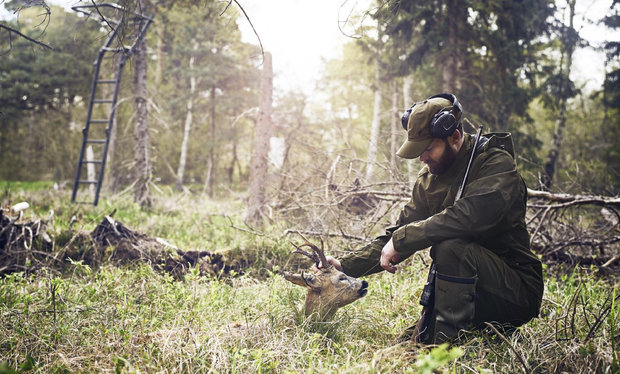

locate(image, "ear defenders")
[[401, 93, 463, 138]]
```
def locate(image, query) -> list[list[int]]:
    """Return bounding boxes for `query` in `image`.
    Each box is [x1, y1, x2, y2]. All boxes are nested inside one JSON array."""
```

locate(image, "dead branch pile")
[[0, 208, 54, 274], [0, 210, 247, 278], [272, 180, 620, 273], [526, 189, 619, 274], [89, 215, 248, 278]]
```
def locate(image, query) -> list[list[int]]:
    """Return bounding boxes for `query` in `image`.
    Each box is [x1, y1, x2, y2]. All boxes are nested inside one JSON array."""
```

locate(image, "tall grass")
[[0, 184, 617, 373]]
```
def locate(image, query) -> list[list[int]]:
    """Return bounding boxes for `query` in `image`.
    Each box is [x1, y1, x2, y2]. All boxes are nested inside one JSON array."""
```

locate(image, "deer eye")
[[339, 276, 348, 282]]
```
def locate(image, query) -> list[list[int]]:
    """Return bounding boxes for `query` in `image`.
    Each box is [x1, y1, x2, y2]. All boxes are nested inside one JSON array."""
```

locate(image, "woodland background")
[[0, 0, 618, 201], [0, 0, 619, 373]]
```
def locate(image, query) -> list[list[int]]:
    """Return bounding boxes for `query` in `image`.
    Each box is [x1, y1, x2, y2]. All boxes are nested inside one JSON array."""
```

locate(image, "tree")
[[600, 0, 620, 193], [365, 55, 383, 182], [374, 0, 554, 130], [175, 40, 198, 191], [390, 87, 399, 178], [0, 6, 101, 180], [142, 1, 259, 195], [540, 0, 579, 191], [245, 52, 273, 226], [317, 41, 375, 160], [0, 0, 53, 51], [132, 0, 152, 207]]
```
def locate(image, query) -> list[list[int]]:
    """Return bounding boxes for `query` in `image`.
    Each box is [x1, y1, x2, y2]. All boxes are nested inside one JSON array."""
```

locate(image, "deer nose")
[[358, 280, 369, 297]]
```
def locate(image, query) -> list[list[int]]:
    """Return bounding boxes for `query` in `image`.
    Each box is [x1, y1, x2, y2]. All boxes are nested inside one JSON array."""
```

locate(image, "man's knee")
[[431, 239, 478, 276]]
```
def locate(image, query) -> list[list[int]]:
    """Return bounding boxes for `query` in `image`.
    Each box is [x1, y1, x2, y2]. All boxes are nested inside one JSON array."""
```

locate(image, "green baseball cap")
[[396, 97, 452, 159]]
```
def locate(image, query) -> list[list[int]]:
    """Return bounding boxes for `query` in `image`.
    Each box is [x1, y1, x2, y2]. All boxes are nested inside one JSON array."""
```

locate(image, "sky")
[[235, 0, 369, 95], [1, 0, 617, 95]]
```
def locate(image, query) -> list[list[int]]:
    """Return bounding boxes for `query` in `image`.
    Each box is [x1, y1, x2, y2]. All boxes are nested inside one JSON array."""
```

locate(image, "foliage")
[[146, 1, 261, 192], [599, 0, 620, 194], [412, 343, 464, 374], [373, 0, 554, 128], [0, 0, 617, 197], [0, 6, 101, 181]]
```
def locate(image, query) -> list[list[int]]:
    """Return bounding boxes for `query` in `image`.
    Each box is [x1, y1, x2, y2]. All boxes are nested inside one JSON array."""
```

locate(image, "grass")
[[0, 183, 618, 373]]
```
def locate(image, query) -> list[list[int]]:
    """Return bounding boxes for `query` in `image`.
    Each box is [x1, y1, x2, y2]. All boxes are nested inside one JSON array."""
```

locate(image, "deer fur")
[[283, 232, 368, 320]]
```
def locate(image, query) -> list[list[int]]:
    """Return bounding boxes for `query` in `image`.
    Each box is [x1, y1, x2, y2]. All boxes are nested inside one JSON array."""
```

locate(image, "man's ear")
[[449, 129, 461, 149]]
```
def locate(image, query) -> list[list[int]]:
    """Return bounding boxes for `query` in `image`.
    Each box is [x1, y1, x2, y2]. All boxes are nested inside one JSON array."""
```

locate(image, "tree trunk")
[[390, 88, 399, 179], [175, 40, 198, 191], [541, 0, 576, 191], [442, 0, 464, 92], [133, 1, 152, 207], [228, 142, 238, 185], [207, 84, 217, 197], [402, 74, 417, 184], [155, 24, 164, 86], [26, 109, 35, 172], [245, 52, 273, 226], [403, 74, 413, 107], [365, 56, 382, 183]]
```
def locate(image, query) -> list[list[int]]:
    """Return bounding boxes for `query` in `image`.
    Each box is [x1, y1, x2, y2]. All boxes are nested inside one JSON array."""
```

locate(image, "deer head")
[[283, 232, 368, 320]]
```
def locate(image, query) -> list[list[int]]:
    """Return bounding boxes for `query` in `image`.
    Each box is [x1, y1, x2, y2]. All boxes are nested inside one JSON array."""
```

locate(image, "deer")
[[283, 232, 368, 320]]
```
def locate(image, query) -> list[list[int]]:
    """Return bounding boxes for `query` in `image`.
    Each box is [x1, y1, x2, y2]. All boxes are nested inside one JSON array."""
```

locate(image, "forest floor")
[[0, 182, 618, 373]]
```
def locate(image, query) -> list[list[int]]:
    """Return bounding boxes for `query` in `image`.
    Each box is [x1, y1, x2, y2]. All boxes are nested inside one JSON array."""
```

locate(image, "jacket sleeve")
[[339, 231, 392, 278], [340, 179, 430, 277], [392, 150, 521, 258]]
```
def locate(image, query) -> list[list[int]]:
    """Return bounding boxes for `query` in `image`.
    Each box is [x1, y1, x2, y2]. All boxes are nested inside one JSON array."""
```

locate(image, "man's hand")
[[380, 238, 400, 273], [311, 256, 343, 273]]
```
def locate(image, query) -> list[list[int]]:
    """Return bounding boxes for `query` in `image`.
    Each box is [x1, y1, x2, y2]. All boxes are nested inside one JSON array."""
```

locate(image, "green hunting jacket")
[[340, 132, 543, 301]]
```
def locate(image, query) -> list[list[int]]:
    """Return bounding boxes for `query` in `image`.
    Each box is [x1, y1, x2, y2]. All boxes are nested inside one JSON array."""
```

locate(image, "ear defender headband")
[[401, 93, 463, 138]]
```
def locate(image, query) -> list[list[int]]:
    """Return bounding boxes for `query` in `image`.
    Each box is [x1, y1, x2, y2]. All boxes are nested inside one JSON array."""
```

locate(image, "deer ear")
[[283, 271, 316, 288]]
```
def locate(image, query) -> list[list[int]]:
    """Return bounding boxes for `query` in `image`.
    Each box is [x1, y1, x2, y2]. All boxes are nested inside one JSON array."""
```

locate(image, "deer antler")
[[289, 231, 330, 269]]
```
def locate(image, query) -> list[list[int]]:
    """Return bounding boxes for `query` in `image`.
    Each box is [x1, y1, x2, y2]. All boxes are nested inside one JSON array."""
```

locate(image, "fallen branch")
[[282, 229, 365, 242], [527, 189, 620, 208]]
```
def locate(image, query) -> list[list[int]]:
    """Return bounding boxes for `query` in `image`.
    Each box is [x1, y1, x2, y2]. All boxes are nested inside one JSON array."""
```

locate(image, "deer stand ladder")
[[71, 2, 153, 206]]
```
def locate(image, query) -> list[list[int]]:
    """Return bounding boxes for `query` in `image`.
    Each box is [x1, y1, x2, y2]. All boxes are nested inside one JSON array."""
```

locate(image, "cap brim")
[[396, 138, 432, 159]]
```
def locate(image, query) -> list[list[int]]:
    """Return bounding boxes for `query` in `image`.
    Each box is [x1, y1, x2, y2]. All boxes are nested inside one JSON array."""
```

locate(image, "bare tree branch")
[[527, 188, 620, 208], [0, 23, 52, 50], [222, 0, 264, 61]]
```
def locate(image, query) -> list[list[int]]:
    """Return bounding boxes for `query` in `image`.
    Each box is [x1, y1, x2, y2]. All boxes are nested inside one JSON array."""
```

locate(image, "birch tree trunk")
[[365, 57, 382, 183], [245, 52, 273, 226], [390, 88, 399, 179], [403, 75, 413, 108], [541, 0, 577, 191], [133, 1, 152, 207], [402, 74, 418, 185], [206, 84, 216, 197], [175, 40, 198, 191], [155, 24, 164, 86]]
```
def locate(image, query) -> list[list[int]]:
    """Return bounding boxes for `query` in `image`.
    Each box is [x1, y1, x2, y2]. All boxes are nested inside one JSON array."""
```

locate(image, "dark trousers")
[[431, 238, 541, 331]]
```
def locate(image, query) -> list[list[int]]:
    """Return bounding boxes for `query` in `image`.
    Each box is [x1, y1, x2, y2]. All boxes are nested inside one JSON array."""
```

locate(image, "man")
[[319, 93, 543, 344]]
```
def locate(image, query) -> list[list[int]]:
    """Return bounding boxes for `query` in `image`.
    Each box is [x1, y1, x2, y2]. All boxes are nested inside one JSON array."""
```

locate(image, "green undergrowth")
[[0, 260, 616, 373], [0, 184, 618, 373]]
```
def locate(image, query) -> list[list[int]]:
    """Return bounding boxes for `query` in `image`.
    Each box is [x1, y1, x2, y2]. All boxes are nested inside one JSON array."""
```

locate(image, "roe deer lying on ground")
[[283, 232, 368, 320]]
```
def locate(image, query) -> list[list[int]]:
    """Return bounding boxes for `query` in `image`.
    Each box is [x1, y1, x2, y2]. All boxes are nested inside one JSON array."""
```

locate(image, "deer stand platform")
[[70, 3, 153, 206]]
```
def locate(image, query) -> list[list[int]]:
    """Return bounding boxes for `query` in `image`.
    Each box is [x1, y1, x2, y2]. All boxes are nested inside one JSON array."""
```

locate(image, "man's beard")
[[428, 139, 458, 175]]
